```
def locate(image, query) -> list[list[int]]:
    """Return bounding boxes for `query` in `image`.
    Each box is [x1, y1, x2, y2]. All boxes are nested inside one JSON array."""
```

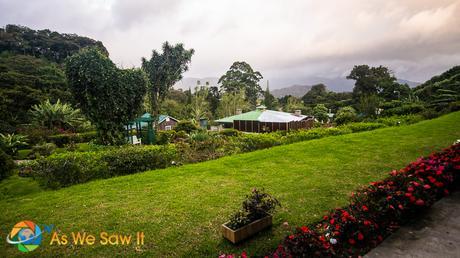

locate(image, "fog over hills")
[[174, 76, 420, 97]]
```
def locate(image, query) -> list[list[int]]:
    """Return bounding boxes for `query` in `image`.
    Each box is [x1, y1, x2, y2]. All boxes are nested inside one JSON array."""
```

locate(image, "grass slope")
[[1, 112, 459, 257]]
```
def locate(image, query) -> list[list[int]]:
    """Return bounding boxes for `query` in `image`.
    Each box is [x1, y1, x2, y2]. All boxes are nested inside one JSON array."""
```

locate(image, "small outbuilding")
[[216, 105, 313, 133]]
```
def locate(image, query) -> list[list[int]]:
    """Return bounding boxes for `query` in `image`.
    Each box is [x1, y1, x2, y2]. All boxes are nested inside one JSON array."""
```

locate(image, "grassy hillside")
[[1, 112, 459, 257]]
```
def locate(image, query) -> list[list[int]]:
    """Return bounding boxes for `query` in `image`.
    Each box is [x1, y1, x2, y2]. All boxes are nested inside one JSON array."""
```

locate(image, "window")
[[165, 125, 172, 130]]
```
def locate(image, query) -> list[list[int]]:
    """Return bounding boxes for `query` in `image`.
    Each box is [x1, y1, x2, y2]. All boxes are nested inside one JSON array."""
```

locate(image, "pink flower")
[[415, 199, 425, 206], [423, 184, 431, 190]]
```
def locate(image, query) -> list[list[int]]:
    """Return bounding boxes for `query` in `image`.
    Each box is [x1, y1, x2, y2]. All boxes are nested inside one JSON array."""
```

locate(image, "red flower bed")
[[268, 143, 460, 257]]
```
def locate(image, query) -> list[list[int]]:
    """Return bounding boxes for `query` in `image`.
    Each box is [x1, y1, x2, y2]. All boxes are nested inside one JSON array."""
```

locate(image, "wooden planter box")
[[221, 215, 273, 244]]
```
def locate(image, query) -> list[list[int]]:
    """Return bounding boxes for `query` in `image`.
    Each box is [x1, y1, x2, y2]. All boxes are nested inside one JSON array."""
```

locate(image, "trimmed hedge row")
[[270, 143, 460, 257], [26, 144, 177, 189], [47, 131, 97, 147]]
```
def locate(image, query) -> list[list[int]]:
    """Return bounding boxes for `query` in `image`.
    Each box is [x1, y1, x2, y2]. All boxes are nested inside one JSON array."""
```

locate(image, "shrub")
[[47, 131, 97, 147], [32, 144, 177, 188], [174, 121, 198, 134], [376, 115, 424, 126], [156, 130, 176, 145], [335, 106, 358, 125], [238, 133, 282, 152], [283, 127, 352, 144], [226, 188, 280, 230], [341, 122, 387, 133], [30, 143, 57, 158], [382, 103, 425, 116], [0, 149, 15, 181], [271, 143, 460, 257], [0, 133, 29, 155], [219, 128, 241, 137]]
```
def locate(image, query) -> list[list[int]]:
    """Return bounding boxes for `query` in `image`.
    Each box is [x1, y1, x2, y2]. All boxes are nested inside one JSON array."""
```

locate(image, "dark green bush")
[[283, 127, 352, 143], [0, 149, 15, 181], [174, 121, 198, 134], [382, 103, 425, 116], [47, 131, 97, 147], [30, 142, 57, 158], [376, 115, 424, 126], [238, 133, 282, 152], [32, 145, 177, 188], [156, 130, 176, 145], [341, 122, 387, 133], [219, 128, 241, 137]]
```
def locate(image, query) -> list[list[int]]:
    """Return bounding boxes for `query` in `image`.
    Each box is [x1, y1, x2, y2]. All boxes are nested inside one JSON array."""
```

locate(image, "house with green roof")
[[216, 105, 313, 133]]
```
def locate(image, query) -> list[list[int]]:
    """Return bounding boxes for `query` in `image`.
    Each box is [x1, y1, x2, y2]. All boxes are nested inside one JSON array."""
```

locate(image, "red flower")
[[319, 235, 326, 242], [288, 235, 295, 240], [423, 184, 431, 190], [357, 232, 364, 241], [405, 192, 412, 197], [363, 220, 371, 226], [398, 204, 404, 210], [348, 238, 356, 245], [407, 187, 414, 192], [362, 205, 369, 212], [410, 196, 416, 203], [242, 251, 247, 258], [435, 182, 444, 188], [330, 219, 335, 225], [377, 235, 383, 242], [300, 226, 309, 233], [415, 199, 425, 206], [413, 182, 420, 187]]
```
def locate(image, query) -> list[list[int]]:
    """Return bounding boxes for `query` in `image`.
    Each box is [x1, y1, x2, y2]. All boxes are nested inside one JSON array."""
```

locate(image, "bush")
[[238, 133, 282, 152], [0, 149, 15, 181], [226, 188, 280, 230], [382, 103, 425, 116], [174, 121, 198, 134], [156, 130, 176, 145], [271, 143, 460, 257], [219, 128, 241, 137], [341, 122, 387, 133], [335, 106, 358, 125], [47, 131, 97, 147], [283, 127, 352, 144], [376, 115, 424, 126], [30, 142, 57, 158], [32, 144, 177, 188]]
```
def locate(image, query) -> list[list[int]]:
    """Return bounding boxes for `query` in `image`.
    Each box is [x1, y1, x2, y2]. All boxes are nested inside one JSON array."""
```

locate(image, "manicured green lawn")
[[1, 112, 459, 257]]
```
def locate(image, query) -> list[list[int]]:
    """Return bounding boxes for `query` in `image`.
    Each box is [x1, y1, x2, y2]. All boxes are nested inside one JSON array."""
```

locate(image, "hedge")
[[270, 143, 460, 257], [30, 144, 177, 189], [47, 131, 97, 147]]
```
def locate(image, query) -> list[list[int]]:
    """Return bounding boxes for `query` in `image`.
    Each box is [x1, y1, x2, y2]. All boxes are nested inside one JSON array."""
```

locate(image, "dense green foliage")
[[29, 99, 85, 130], [0, 53, 70, 129], [0, 149, 15, 181], [65, 48, 148, 145], [414, 66, 460, 110], [0, 133, 28, 155], [28, 145, 177, 188], [335, 106, 358, 125], [0, 24, 108, 63], [47, 131, 97, 147]]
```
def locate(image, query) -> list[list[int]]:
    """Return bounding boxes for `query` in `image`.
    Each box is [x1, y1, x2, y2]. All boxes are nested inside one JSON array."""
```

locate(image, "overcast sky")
[[1, 0, 460, 89]]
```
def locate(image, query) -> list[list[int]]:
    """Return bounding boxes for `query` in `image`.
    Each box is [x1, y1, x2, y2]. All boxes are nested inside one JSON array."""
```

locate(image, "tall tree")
[[302, 84, 328, 105], [217, 91, 249, 118], [346, 65, 396, 101], [189, 86, 210, 122], [218, 61, 263, 107], [207, 85, 220, 118], [263, 82, 277, 110], [65, 48, 147, 145], [141, 42, 194, 124]]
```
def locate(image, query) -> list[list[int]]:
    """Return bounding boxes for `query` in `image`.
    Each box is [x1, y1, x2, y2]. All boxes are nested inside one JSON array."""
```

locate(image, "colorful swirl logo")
[[6, 220, 43, 253]]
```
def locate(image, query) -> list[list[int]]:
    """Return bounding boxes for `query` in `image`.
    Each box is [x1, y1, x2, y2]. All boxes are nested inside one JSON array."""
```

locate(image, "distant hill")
[[0, 24, 108, 63], [271, 84, 312, 98], [398, 79, 421, 88]]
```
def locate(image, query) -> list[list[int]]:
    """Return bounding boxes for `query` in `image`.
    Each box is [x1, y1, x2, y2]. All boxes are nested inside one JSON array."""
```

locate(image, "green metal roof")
[[216, 110, 262, 123]]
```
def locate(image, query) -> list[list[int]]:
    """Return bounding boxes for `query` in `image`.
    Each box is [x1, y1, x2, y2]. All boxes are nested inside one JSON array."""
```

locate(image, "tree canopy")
[[142, 42, 194, 121], [65, 48, 147, 145], [219, 61, 263, 107], [0, 24, 108, 63]]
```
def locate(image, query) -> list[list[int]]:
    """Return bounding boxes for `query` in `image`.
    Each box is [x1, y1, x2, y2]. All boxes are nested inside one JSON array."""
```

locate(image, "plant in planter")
[[222, 188, 281, 243]]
